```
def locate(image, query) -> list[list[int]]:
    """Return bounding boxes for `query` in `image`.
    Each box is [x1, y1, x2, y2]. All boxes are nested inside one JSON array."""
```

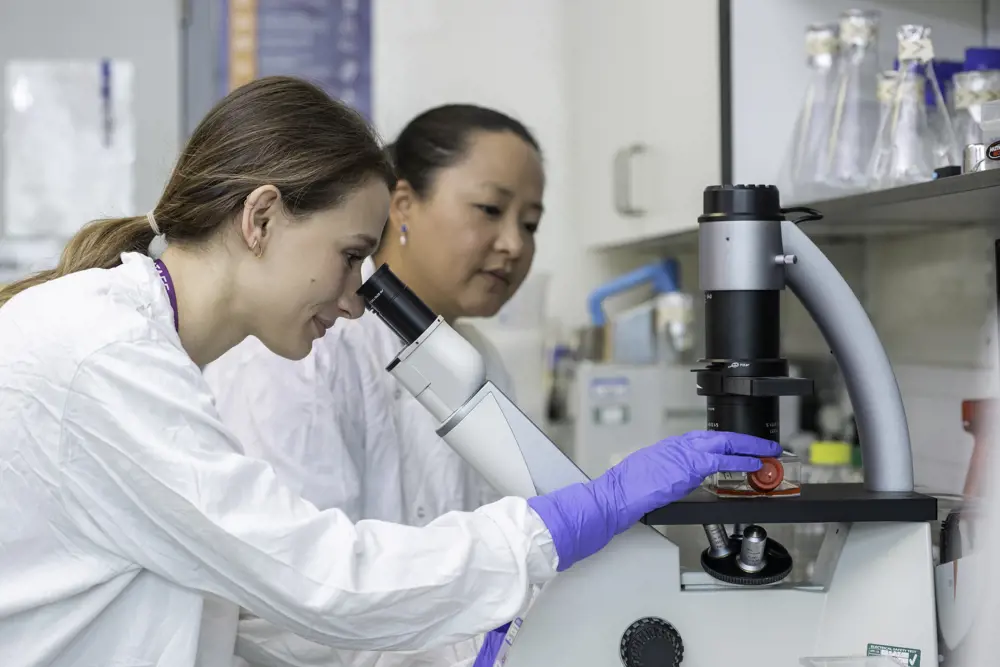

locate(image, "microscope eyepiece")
[[357, 263, 436, 345]]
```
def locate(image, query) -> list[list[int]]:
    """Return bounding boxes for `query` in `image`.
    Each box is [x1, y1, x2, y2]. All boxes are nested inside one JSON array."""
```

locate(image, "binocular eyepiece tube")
[[357, 263, 436, 345]]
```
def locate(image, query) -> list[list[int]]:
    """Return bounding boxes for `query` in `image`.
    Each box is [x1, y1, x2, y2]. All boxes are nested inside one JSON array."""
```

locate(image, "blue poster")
[[220, 0, 372, 121]]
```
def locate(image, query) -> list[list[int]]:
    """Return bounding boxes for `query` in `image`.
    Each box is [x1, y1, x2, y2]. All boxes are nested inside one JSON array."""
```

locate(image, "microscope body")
[[359, 185, 938, 666]]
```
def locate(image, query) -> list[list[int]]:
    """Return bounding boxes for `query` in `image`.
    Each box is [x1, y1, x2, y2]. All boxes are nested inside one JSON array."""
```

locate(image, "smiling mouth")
[[483, 270, 511, 285], [314, 315, 337, 330]]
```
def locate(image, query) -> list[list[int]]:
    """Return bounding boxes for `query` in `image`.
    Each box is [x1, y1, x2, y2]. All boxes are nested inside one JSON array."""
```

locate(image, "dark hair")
[[386, 104, 541, 198], [0, 76, 394, 307]]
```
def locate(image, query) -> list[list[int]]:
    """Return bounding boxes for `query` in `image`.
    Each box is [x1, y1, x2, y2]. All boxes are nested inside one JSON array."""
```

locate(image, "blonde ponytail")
[[0, 216, 154, 308]]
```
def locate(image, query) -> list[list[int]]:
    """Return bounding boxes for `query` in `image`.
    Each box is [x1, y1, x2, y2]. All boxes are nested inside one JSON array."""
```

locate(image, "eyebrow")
[[484, 182, 545, 214], [349, 233, 379, 254]]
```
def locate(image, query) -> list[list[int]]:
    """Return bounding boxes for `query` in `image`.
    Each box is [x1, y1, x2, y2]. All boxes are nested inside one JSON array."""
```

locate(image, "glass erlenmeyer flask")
[[873, 68, 900, 142], [822, 9, 881, 193], [932, 60, 963, 110], [867, 68, 928, 189], [893, 59, 961, 166], [953, 69, 1000, 148], [777, 23, 840, 203], [868, 25, 956, 188], [927, 61, 964, 168]]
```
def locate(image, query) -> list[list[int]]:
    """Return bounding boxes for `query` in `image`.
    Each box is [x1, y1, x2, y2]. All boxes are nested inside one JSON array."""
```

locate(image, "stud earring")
[[250, 238, 262, 257], [400, 223, 408, 247]]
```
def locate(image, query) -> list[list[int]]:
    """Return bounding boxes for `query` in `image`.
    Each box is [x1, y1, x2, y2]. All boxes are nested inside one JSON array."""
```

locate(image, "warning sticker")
[[866, 643, 921, 666]]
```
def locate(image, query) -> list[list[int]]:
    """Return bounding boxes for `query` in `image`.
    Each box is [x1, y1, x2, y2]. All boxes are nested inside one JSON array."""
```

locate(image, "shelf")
[[795, 170, 1000, 234], [599, 171, 1000, 251], [642, 483, 937, 526]]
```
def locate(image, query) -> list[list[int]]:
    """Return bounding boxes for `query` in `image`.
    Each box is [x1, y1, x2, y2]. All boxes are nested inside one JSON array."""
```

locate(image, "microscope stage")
[[643, 483, 936, 525]]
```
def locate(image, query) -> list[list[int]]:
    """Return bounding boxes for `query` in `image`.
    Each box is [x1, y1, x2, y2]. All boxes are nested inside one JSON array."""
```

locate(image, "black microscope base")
[[642, 483, 937, 526]]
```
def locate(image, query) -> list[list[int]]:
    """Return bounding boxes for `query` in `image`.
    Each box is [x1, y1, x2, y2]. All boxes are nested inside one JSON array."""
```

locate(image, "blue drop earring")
[[400, 223, 408, 246]]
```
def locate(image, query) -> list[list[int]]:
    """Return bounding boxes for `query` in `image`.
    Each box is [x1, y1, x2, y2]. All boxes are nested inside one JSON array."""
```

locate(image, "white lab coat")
[[0, 252, 558, 667], [204, 326, 405, 525]]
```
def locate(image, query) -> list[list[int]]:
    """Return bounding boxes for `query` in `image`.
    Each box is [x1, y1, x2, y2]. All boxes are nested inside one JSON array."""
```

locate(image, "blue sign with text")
[[220, 0, 372, 120]]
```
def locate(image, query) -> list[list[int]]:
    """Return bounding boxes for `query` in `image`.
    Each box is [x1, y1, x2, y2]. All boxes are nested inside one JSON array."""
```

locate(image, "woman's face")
[[246, 179, 390, 360], [394, 130, 545, 320]]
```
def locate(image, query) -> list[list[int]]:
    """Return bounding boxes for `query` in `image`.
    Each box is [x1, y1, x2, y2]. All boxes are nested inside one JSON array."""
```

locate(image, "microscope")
[[358, 184, 938, 667]]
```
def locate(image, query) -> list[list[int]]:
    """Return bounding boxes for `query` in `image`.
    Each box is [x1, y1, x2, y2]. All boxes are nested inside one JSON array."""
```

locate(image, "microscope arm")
[[358, 263, 590, 500], [780, 220, 913, 492]]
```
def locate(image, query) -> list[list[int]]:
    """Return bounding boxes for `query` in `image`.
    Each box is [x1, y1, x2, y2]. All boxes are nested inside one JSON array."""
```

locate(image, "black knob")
[[619, 617, 684, 667]]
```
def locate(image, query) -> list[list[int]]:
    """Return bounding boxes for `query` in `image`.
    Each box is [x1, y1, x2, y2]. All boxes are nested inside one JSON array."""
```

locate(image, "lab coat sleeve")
[[60, 339, 558, 651], [235, 611, 480, 667]]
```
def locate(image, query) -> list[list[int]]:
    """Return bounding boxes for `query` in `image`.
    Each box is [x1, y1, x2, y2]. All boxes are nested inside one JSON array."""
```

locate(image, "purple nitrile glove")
[[473, 623, 510, 667], [527, 430, 781, 572]]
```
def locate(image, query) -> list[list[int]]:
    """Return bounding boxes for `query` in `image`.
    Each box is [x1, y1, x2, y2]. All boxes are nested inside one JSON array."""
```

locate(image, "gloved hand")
[[472, 624, 510, 667], [527, 430, 781, 571]]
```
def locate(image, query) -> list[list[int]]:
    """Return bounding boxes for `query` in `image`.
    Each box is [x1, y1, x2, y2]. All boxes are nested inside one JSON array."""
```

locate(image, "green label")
[[866, 643, 921, 667]]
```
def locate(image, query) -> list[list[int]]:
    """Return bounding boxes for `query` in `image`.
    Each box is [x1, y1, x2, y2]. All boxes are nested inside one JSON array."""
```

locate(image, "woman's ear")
[[387, 180, 416, 234], [240, 185, 281, 255]]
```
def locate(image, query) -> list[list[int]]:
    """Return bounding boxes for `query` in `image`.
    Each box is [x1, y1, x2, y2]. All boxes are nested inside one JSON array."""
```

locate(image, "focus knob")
[[619, 617, 684, 667]]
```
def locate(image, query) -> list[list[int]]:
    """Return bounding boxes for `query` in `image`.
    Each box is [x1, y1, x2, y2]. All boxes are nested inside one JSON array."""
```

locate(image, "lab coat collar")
[[120, 252, 184, 349]]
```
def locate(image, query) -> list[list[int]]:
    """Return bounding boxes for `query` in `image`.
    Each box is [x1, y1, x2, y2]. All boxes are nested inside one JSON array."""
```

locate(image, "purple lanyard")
[[153, 259, 179, 332]]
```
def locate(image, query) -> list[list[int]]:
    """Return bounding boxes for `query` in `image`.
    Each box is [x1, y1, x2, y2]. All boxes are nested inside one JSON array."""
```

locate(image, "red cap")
[[748, 457, 784, 492]]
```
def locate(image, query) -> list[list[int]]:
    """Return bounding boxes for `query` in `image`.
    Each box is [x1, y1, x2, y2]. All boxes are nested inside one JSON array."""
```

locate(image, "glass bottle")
[[867, 25, 957, 189], [953, 69, 1000, 149], [873, 68, 899, 150], [777, 23, 840, 203], [822, 9, 881, 193], [926, 60, 963, 166]]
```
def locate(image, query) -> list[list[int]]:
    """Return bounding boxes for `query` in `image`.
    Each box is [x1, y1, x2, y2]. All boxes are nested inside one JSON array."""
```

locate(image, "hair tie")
[[146, 211, 161, 235]]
